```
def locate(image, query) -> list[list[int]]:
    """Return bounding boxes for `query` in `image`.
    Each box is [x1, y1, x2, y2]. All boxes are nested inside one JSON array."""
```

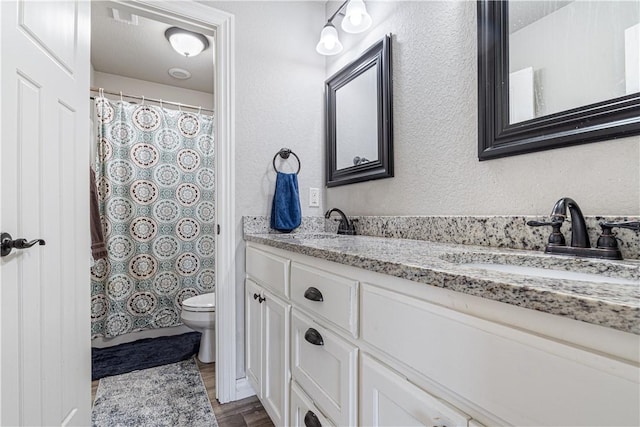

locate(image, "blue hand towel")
[[270, 172, 302, 232]]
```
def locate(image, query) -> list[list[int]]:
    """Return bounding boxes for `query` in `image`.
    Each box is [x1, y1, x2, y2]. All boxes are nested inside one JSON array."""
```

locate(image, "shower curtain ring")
[[178, 102, 182, 112], [160, 99, 163, 109], [119, 91, 123, 102], [198, 106, 202, 115], [141, 95, 145, 105]]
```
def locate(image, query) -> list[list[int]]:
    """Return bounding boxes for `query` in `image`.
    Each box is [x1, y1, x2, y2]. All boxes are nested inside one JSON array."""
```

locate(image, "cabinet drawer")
[[291, 262, 358, 337], [361, 353, 470, 427], [290, 381, 335, 427], [361, 283, 640, 426], [246, 246, 290, 296], [291, 309, 358, 427]]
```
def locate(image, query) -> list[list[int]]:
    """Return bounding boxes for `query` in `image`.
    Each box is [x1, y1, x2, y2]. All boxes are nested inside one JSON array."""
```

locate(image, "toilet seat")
[[182, 293, 215, 312]]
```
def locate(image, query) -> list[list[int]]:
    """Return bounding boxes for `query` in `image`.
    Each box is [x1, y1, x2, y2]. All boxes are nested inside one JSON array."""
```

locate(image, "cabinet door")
[[360, 354, 470, 427], [291, 310, 358, 427], [245, 279, 263, 395], [262, 290, 291, 427]]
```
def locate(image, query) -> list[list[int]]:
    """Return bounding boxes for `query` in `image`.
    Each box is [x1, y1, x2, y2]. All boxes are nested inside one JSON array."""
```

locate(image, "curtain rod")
[[89, 87, 214, 114]]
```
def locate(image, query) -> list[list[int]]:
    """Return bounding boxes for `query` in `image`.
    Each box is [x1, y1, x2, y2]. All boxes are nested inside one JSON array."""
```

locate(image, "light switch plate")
[[309, 188, 320, 207]]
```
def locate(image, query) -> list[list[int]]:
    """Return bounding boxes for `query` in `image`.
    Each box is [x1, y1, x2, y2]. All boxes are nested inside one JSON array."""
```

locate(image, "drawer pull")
[[304, 286, 324, 302], [304, 328, 324, 346], [304, 410, 322, 427]]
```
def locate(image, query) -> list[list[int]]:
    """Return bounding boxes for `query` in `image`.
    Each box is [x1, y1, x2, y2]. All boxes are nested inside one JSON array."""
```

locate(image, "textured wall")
[[211, 2, 326, 219], [325, 1, 640, 216], [203, 1, 326, 379]]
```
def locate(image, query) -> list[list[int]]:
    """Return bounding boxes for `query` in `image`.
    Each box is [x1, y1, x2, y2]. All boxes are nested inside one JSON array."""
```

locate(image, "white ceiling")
[[91, 2, 214, 93]]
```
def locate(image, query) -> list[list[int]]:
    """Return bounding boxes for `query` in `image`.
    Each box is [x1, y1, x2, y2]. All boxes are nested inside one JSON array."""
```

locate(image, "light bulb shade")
[[341, 0, 372, 34], [165, 27, 209, 57], [316, 23, 343, 55]]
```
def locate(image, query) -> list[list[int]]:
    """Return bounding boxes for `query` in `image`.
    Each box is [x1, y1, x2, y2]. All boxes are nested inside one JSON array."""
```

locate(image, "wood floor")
[[91, 359, 274, 427]]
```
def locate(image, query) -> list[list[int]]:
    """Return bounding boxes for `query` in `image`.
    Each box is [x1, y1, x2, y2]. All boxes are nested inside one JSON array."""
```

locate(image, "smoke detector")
[[168, 68, 192, 80]]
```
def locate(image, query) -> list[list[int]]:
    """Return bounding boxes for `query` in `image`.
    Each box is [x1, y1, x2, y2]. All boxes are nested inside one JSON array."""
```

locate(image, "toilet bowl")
[[180, 292, 215, 363]]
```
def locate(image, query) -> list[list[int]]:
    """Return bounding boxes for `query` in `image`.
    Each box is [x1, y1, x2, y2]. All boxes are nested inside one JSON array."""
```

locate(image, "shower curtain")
[[90, 96, 215, 338]]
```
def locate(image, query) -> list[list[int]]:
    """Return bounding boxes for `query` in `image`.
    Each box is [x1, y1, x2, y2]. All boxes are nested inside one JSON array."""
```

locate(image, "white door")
[[0, 1, 91, 425]]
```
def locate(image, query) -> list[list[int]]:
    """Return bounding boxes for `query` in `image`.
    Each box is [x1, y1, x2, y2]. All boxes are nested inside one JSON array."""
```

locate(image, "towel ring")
[[272, 148, 301, 174]]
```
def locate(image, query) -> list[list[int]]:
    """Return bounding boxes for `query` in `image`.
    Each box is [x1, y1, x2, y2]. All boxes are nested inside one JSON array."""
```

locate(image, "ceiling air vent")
[[110, 8, 139, 25]]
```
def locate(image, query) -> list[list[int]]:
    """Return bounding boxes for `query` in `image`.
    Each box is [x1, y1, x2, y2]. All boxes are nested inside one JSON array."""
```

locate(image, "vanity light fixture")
[[316, 0, 373, 56], [165, 27, 209, 58]]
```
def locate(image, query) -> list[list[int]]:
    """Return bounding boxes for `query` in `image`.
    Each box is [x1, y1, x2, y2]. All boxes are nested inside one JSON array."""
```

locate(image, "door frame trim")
[[111, 0, 237, 403]]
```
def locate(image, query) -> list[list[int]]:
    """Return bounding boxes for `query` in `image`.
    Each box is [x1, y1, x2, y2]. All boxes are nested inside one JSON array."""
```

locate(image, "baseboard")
[[235, 378, 256, 400]]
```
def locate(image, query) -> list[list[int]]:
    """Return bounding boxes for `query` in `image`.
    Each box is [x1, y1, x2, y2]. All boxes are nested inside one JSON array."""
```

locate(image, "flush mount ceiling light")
[[316, 0, 372, 56], [165, 27, 209, 57]]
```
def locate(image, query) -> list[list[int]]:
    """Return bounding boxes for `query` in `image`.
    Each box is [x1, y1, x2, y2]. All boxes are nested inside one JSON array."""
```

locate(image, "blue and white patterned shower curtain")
[[90, 97, 215, 338]]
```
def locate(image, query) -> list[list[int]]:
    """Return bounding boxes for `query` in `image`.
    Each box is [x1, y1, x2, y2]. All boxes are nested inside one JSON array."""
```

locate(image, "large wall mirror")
[[478, 0, 640, 160], [326, 35, 393, 187]]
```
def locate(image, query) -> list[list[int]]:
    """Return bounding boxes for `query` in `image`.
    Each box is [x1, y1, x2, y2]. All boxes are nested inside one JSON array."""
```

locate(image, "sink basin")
[[462, 263, 639, 285], [440, 251, 640, 284]]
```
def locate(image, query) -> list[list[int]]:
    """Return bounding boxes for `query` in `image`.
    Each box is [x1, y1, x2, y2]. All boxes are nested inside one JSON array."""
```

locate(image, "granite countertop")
[[244, 232, 640, 335]]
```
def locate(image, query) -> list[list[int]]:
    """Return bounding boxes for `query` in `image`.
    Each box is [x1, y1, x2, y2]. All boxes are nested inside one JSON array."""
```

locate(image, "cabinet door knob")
[[304, 410, 322, 427], [258, 295, 266, 303], [304, 286, 324, 302], [304, 328, 324, 346], [253, 293, 259, 300]]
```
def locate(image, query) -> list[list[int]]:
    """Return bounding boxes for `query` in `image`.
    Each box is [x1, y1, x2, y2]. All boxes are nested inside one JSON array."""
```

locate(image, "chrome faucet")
[[528, 197, 639, 260], [325, 208, 356, 235]]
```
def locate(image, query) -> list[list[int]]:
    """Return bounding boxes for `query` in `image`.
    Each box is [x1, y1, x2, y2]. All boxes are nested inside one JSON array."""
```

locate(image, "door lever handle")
[[13, 238, 46, 249], [1, 232, 46, 257]]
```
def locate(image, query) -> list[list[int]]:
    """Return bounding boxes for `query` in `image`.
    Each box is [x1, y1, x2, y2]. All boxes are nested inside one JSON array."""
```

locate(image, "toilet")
[[180, 292, 215, 363]]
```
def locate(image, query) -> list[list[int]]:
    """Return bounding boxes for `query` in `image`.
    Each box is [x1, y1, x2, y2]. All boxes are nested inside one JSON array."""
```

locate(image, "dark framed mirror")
[[478, 0, 640, 160], [326, 35, 393, 187]]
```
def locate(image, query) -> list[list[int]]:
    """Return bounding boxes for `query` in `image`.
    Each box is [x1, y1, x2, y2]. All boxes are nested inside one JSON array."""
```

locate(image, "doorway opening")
[[87, 0, 238, 405]]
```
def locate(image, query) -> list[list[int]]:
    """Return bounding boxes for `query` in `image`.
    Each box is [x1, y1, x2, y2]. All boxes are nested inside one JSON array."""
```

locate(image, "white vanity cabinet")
[[245, 247, 291, 427], [245, 242, 640, 427]]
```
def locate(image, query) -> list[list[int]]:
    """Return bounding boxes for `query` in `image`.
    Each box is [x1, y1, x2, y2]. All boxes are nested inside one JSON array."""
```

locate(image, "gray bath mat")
[[92, 358, 217, 427]]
